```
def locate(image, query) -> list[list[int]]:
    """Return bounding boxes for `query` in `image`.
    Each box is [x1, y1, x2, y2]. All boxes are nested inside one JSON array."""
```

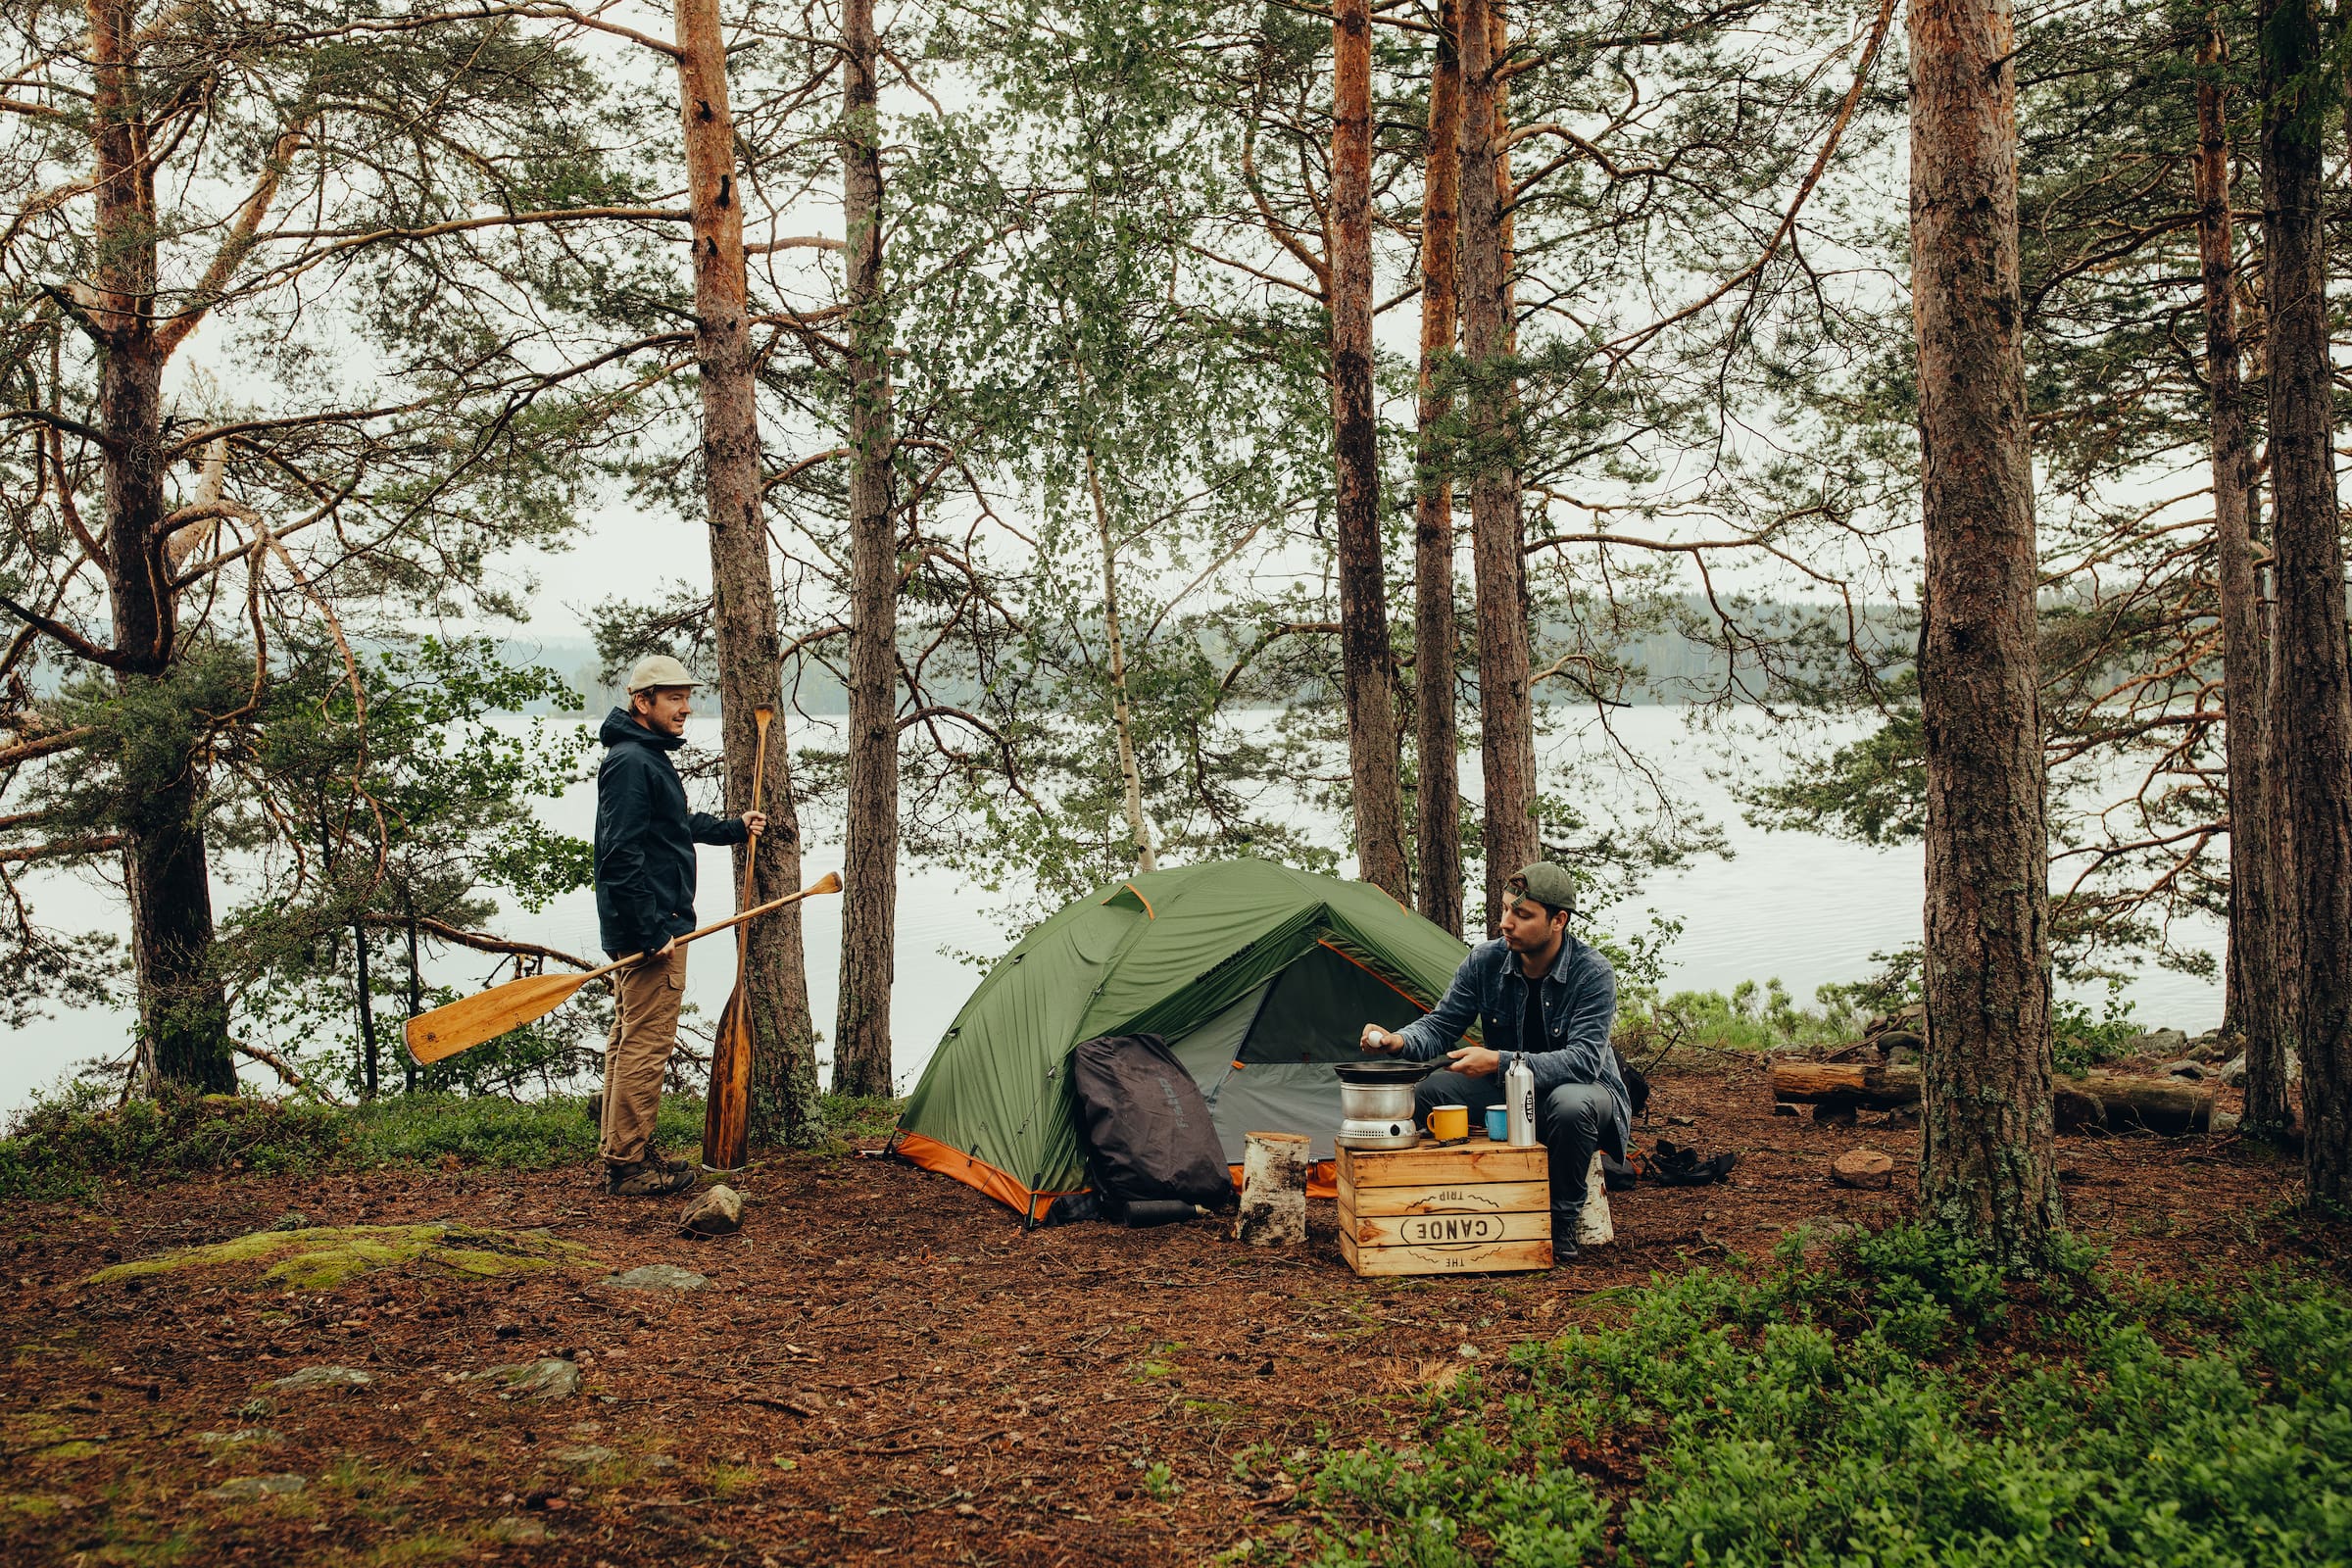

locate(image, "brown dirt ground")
[[1, 1059, 2330, 1568]]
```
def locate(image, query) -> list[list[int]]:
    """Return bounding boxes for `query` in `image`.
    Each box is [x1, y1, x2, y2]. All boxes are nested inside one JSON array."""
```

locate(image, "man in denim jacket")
[[1359, 862, 1629, 1259]]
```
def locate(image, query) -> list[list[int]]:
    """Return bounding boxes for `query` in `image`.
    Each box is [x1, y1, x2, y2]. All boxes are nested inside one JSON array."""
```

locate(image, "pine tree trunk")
[[1329, 0, 1408, 901], [89, 2, 233, 1096], [403, 893, 421, 1093], [1457, 0, 1538, 934], [353, 916, 378, 1098], [2260, 0, 2352, 1201], [1907, 0, 2062, 1263], [674, 0, 822, 1143], [2196, 24, 2290, 1138], [832, 0, 902, 1098], [1413, 0, 1465, 936]]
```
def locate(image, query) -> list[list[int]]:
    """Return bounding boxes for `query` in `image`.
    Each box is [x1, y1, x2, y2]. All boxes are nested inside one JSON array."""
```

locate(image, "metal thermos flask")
[[1506, 1054, 1537, 1147]]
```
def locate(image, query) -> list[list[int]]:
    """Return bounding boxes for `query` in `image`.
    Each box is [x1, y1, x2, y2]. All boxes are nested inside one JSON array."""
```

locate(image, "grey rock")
[[488, 1516, 548, 1545], [195, 1428, 280, 1446], [603, 1264, 709, 1293], [472, 1359, 580, 1401], [2159, 1059, 2207, 1081], [268, 1211, 312, 1232], [2212, 1109, 2243, 1134], [552, 1445, 616, 1467], [270, 1365, 371, 1394], [2125, 1028, 2189, 1057], [203, 1473, 305, 1501], [1883, 1045, 1920, 1066], [679, 1184, 744, 1239], [2218, 1054, 2247, 1087]]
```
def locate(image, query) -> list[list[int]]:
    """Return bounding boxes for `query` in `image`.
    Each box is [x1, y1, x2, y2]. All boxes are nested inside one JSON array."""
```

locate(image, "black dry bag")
[[1069, 1033, 1235, 1213]]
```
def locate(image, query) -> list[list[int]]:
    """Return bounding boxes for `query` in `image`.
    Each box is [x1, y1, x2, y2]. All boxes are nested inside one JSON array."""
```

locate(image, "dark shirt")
[[1396, 933, 1631, 1156], [592, 708, 749, 957]]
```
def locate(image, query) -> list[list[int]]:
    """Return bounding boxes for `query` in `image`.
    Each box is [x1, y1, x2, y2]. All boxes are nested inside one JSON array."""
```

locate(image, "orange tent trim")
[[895, 1130, 1338, 1216]]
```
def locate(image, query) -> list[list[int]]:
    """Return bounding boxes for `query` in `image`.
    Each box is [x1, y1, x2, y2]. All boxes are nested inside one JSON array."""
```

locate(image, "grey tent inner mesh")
[[1167, 943, 1434, 1162]]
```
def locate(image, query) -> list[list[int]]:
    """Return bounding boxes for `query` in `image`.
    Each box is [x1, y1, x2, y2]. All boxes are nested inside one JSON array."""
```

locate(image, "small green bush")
[[2054, 981, 2142, 1076], [1289, 1225, 2352, 1568]]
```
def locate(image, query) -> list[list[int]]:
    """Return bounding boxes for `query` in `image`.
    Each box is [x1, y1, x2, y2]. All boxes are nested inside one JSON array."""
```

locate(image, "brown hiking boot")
[[606, 1158, 695, 1197]]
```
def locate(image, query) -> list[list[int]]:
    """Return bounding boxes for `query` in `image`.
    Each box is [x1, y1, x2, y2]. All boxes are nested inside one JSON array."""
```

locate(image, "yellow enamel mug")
[[1427, 1104, 1469, 1142]]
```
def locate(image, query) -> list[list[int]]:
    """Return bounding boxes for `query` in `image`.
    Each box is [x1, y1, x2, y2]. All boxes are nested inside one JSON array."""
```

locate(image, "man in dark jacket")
[[1359, 862, 1629, 1261], [594, 655, 764, 1196]]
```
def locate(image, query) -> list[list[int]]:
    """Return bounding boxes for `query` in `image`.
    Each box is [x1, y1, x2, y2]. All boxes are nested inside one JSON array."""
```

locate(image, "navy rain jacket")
[[1396, 934, 1632, 1157], [592, 707, 748, 958]]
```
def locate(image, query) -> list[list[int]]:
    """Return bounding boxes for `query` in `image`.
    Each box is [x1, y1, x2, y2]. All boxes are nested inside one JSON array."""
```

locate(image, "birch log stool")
[[1576, 1152, 1614, 1248], [1235, 1132, 1310, 1247]]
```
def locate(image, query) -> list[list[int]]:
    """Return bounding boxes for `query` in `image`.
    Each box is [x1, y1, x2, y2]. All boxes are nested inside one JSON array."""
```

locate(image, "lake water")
[[0, 706, 2224, 1113]]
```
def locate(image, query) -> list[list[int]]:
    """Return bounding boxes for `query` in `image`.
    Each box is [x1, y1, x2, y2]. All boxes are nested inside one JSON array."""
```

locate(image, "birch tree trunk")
[[1458, 0, 1538, 935], [2260, 0, 2352, 1202], [86, 0, 234, 1095], [1413, 0, 1465, 936], [1329, 0, 1408, 901], [2195, 23, 2290, 1141], [1086, 447, 1154, 873], [674, 0, 822, 1143], [1907, 0, 2062, 1262], [832, 0, 903, 1097]]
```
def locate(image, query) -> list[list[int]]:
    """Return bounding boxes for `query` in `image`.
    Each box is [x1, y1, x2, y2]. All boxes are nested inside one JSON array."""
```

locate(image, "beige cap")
[[624, 654, 700, 693]]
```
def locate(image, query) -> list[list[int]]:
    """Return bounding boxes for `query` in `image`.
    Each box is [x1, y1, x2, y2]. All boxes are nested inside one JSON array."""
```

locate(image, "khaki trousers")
[[599, 943, 688, 1167]]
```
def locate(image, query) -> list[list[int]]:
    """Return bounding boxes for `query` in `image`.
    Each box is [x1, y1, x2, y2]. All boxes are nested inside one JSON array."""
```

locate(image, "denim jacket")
[[1396, 934, 1630, 1156]]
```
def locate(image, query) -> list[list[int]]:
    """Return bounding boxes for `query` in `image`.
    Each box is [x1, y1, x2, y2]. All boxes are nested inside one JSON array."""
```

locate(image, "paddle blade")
[[811, 870, 843, 895], [702, 989, 755, 1173], [404, 970, 592, 1063]]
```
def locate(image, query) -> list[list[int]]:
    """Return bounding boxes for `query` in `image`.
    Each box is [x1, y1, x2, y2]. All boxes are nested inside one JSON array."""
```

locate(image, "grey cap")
[[624, 654, 700, 693], [1505, 861, 1577, 918]]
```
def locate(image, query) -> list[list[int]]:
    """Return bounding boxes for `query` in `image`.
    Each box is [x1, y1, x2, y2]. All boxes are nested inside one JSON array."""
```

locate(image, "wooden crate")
[[1336, 1137, 1551, 1276]]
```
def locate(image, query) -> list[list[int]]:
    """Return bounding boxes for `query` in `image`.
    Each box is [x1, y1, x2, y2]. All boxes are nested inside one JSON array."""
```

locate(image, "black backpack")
[[1068, 1033, 1236, 1214]]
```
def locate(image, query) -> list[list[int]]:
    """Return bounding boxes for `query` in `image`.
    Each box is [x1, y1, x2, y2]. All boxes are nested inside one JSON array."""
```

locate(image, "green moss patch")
[[83, 1224, 595, 1292]]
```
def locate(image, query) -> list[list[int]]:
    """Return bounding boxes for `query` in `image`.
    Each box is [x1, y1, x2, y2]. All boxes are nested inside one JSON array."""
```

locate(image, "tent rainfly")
[[891, 859, 1478, 1222]]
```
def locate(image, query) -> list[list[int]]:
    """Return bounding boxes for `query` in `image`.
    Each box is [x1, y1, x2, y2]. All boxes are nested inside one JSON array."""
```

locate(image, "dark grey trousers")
[[1414, 1070, 1619, 1214]]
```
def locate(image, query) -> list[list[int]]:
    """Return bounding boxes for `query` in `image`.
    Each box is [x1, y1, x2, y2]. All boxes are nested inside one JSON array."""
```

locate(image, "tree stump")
[[1234, 1132, 1310, 1247]]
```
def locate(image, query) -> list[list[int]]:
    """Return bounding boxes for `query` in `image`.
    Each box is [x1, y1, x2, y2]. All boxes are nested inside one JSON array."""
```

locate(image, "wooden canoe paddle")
[[702, 706, 772, 1174], [402, 869, 843, 1065]]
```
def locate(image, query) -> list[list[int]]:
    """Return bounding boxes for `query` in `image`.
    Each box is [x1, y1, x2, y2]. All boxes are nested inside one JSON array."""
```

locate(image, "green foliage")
[[1287, 1226, 2352, 1568], [0, 1079, 906, 1200], [0, 1084, 696, 1201], [2053, 981, 2141, 1077], [1612, 973, 1871, 1063]]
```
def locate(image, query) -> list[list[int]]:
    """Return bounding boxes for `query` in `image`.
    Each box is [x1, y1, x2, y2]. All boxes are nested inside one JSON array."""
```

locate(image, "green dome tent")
[[891, 859, 1477, 1222]]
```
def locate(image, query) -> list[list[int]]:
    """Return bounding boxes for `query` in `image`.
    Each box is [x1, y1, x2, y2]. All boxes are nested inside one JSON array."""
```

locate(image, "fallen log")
[[1767, 1060, 2213, 1136]]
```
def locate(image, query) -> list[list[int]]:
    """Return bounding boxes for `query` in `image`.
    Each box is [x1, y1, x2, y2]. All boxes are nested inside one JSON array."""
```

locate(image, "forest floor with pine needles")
[[1, 1059, 2342, 1567]]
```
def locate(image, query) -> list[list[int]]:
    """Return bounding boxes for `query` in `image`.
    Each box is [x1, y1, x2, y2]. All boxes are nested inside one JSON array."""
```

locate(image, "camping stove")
[[1332, 1058, 1443, 1150], [1335, 1114, 1422, 1151]]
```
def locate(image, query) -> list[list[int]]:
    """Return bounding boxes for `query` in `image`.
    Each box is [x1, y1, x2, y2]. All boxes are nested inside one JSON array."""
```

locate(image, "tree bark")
[[403, 890, 421, 1093], [674, 0, 822, 1143], [1908, 0, 2062, 1262], [1413, 0, 1465, 936], [1329, 0, 1408, 902], [1457, 0, 1538, 935], [353, 916, 378, 1098], [832, 0, 902, 1098], [1085, 444, 1154, 874], [89, 0, 233, 1096], [2260, 0, 2352, 1205], [2196, 23, 2290, 1140]]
